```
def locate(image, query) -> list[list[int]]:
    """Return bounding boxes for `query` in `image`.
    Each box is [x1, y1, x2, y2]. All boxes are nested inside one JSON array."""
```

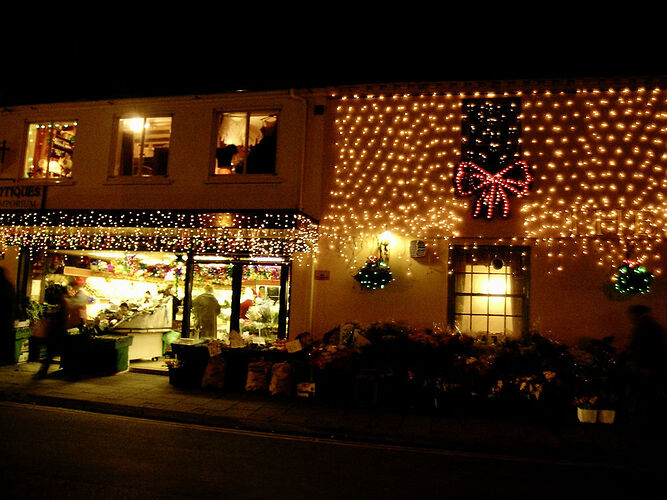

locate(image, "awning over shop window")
[[0, 209, 319, 258]]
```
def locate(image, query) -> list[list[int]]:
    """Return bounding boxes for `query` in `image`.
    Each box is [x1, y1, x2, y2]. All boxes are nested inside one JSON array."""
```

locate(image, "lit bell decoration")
[[354, 255, 393, 290], [612, 259, 654, 295]]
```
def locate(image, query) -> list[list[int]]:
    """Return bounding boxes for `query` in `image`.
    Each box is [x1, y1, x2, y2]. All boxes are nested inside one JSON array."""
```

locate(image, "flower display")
[[573, 395, 599, 410]]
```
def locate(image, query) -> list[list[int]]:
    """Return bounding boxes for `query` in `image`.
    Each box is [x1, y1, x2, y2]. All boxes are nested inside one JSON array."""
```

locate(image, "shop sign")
[[314, 270, 330, 280], [0, 184, 45, 210]]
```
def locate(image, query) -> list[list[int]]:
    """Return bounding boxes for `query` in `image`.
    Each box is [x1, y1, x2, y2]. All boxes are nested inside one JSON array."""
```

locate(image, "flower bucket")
[[577, 407, 598, 423], [597, 409, 616, 424]]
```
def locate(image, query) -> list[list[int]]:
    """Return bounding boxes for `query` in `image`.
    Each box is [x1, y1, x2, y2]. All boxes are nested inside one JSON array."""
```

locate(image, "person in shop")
[[192, 284, 221, 339], [114, 302, 131, 321], [65, 277, 88, 329], [159, 285, 181, 321], [35, 284, 67, 378], [239, 288, 256, 320]]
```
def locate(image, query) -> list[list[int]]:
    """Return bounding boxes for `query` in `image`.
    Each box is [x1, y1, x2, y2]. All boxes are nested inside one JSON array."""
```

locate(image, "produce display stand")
[[110, 303, 171, 360], [60, 332, 133, 376]]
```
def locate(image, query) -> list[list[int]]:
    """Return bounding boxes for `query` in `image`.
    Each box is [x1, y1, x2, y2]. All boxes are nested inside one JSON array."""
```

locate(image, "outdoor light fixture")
[[379, 231, 391, 247]]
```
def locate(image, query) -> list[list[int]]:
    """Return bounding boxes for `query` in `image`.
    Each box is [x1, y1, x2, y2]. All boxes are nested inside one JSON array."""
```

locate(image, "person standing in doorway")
[[192, 284, 221, 339]]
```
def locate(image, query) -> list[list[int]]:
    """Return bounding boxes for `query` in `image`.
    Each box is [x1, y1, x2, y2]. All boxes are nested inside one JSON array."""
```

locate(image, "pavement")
[[0, 361, 664, 470]]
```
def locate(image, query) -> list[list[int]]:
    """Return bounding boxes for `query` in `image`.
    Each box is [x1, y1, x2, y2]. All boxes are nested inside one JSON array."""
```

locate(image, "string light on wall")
[[0, 210, 319, 261], [323, 84, 667, 274]]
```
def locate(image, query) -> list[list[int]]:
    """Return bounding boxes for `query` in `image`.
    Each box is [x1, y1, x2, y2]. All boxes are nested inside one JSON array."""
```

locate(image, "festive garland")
[[612, 259, 653, 295], [354, 256, 393, 290]]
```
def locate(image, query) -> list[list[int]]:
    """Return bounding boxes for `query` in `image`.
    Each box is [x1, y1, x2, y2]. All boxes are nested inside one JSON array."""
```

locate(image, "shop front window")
[[214, 111, 278, 175], [113, 116, 172, 177], [29, 249, 291, 360], [238, 264, 285, 341], [31, 250, 186, 359], [23, 121, 76, 179], [448, 246, 529, 340], [189, 260, 288, 344]]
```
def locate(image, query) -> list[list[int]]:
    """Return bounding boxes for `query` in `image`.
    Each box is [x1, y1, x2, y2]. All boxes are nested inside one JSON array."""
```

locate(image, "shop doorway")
[[187, 258, 289, 343]]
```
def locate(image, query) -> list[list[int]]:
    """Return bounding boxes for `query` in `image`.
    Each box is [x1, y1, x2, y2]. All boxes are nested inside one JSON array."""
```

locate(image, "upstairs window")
[[113, 116, 172, 177], [23, 121, 76, 179], [214, 111, 278, 175]]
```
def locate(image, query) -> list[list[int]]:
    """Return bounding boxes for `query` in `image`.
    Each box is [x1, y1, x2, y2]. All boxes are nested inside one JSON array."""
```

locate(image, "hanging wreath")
[[611, 258, 654, 295], [354, 255, 393, 290]]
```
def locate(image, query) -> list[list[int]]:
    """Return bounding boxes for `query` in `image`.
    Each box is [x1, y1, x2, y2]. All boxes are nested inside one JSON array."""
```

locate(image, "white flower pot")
[[597, 409, 616, 424], [577, 407, 598, 423]]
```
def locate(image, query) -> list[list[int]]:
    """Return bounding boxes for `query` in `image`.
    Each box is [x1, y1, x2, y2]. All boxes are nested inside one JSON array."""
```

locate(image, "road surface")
[[0, 402, 657, 499]]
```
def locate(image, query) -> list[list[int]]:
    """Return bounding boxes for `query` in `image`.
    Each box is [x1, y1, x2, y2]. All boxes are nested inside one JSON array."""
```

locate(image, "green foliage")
[[19, 296, 43, 322]]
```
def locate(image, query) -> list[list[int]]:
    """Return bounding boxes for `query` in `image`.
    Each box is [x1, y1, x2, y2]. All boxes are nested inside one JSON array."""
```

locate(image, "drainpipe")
[[289, 88, 308, 212], [288, 88, 314, 337]]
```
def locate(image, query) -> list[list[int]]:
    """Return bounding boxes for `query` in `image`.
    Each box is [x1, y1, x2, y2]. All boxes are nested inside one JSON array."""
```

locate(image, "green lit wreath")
[[354, 256, 393, 290], [611, 259, 653, 295]]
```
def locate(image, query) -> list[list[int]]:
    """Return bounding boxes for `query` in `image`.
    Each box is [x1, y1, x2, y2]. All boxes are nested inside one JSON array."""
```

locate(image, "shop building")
[[0, 88, 327, 354], [2, 75, 666, 357], [313, 77, 667, 347]]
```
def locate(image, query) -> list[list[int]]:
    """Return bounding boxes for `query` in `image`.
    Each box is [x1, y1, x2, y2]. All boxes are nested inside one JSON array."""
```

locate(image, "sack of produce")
[[201, 355, 227, 389], [269, 362, 293, 396], [245, 360, 272, 392]]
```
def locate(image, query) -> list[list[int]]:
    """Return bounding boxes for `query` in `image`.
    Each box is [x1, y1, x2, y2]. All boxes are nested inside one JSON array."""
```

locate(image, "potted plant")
[[570, 336, 619, 424], [596, 392, 618, 424], [574, 395, 599, 423]]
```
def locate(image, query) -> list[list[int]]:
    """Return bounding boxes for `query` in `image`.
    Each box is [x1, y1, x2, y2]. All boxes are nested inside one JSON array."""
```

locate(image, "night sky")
[[0, 12, 663, 106]]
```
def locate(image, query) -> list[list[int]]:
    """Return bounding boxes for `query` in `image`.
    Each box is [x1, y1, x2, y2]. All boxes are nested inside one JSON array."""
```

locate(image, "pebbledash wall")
[[311, 77, 667, 347], [0, 88, 329, 337]]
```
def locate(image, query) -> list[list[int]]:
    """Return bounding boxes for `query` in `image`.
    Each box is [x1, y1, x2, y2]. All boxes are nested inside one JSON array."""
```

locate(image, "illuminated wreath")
[[611, 259, 653, 295], [354, 256, 393, 290]]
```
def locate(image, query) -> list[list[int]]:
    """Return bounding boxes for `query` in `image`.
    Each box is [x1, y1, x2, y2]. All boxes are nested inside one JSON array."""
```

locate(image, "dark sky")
[[1, 12, 663, 106]]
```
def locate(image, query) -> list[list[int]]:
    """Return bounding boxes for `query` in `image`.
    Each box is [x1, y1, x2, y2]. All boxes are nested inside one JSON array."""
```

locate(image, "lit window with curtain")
[[214, 111, 278, 175], [112, 116, 172, 177], [448, 245, 530, 339]]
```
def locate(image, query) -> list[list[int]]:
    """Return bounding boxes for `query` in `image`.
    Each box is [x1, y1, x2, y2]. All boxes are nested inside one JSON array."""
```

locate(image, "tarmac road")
[[0, 402, 658, 499]]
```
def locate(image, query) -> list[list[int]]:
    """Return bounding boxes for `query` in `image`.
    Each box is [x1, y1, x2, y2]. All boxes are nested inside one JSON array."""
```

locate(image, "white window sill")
[[17, 178, 76, 186], [104, 176, 173, 185], [204, 174, 284, 185]]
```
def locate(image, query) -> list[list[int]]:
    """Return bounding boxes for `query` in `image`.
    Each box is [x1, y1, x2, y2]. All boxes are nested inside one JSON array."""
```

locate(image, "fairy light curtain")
[[322, 84, 667, 274], [0, 210, 319, 260]]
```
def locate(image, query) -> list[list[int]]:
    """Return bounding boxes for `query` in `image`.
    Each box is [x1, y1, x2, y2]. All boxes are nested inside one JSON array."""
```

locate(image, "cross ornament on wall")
[[0, 140, 10, 164]]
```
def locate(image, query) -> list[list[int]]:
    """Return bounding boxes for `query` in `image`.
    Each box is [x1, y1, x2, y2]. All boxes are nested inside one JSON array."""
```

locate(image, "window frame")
[[209, 108, 280, 178], [20, 119, 78, 183], [447, 245, 530, 339], [108, 114, 174, 181]]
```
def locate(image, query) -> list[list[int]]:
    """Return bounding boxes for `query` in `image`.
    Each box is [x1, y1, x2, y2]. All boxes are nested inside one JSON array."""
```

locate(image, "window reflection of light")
[[127, 118, 146, 133], [483, 274, 508, 295]]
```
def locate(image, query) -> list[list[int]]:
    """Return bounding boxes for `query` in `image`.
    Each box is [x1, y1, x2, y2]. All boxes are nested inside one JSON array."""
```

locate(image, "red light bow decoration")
[[454, 160, 533, 220]]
